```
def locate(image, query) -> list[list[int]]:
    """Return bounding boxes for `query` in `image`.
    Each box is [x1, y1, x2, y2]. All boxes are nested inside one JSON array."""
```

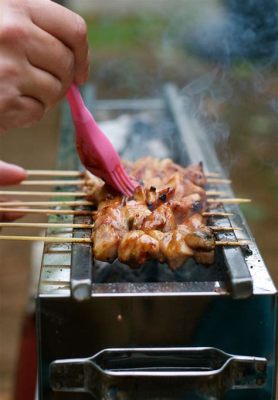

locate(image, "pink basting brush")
[[66, 84, 136, 197]]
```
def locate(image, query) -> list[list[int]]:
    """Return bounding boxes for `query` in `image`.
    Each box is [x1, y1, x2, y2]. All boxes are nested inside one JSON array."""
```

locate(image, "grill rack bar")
[[163, 84, 253, 299]]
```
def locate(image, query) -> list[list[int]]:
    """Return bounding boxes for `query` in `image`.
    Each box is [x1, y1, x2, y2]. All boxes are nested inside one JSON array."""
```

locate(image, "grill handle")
[[50, 347, 267, 399]]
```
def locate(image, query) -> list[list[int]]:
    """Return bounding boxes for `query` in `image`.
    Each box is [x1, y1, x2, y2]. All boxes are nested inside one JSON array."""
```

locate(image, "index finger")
[[29, 0, 89, 84]]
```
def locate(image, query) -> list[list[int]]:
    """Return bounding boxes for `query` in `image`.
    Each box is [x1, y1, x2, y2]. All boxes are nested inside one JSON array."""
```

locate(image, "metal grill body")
[[36, 85, 277, 400]]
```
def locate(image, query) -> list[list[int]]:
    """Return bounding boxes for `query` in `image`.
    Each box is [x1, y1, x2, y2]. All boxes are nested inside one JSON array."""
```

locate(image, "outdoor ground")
[[0, 1, 277, 398]]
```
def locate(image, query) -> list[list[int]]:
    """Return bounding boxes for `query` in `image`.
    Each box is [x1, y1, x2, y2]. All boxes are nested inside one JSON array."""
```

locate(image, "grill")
[[37, 84, 277, 400]]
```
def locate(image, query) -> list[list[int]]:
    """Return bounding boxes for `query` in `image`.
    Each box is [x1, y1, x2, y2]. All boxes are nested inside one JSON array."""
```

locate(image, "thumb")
[[0, 161, 27, 185]]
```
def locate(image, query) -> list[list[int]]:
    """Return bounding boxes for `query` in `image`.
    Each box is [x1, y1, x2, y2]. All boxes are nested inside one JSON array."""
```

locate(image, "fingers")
[[29, 0, 89, 84], [21, 64, 63, 108], [0, 93, 45, 131], [25, 25, 75, 91], [0, 161, 27, 185]]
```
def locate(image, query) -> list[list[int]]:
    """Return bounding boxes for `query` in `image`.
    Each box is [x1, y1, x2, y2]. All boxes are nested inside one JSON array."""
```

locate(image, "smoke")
[[179, 68, 234, 171]]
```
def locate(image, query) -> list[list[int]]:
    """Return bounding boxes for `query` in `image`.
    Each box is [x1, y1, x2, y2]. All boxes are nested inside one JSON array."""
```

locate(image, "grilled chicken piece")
[[148, 225, 214, 269], [157, 230, 194, 269], [124, 200, 152, 230], [166, 173, 206, 201], [125, 157, 207, 188], [93, 201, 128, 262], [169, 193, 204, 224], [177, 224, 215, 251], [89, 157, 214, 268], [118, 230, 160, 266], [141, 204, 176, 232]]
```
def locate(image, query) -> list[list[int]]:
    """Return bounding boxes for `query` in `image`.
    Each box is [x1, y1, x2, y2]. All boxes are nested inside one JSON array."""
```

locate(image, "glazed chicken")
[[85, 157, 215, 269]]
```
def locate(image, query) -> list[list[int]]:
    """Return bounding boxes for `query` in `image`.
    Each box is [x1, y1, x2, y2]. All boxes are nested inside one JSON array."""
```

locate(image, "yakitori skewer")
[[0, 190, 85, 197], [202, 212, 234, 217], [210, 226, 241, 231], [0, 208, 93, 216], [0, 222, 94, 229], [26, 169, 221, 178], [215, 241, 249, 246], [0, 207, 233, 218], [0, 222, 240, 232], [0, 235, 248, 246], [207, 198, 251, 204], [1, 187, 228, 199], [19, 180, 229, 197], [205, 172, 221, 177], [26, 170, 83, 177], [19, 180, 84, 186], [206, 191, 228, 196], [0, 200, 93, 207], [0, 235, 91, 243], [206, 178, 231, 184]]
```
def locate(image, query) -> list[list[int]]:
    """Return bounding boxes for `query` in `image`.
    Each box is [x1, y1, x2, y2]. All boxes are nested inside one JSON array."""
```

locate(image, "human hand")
[[0, 160, 27, 221], [0, 0, 89, 133]]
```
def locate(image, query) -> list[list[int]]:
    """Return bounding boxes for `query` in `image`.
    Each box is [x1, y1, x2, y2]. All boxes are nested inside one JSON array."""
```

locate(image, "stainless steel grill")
[[36, 84, 277, 400]]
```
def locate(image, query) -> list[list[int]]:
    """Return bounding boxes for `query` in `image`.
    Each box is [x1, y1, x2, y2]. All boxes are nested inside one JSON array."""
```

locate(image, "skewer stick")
[[202, 212, 234, 217], [26, 169, 221, 178], [0, 200, 93, 207], [215, 240, 249, 246], [0, 235, 91, 243], [0, 222, 94, 229], [207, 198, 251, 204], [206, 178, 231, 184], [0, 235, 249, 247], [0, 222, 239, 232], [205, 172, 221, 177], [0, 191, 86, 197], [206, 191, 228, 196], [20, 180, 84, 186], [209, 227, 241, 231], [26, 170, 83, 177], [0, 208, 93, 216]]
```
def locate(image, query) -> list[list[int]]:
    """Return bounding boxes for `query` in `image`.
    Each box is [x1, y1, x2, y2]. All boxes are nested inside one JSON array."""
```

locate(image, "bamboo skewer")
[[0, 201, 93, 207], [26, 170, 83, 177], [0, 235, 248, 246], [0, 222, 94, 229], [26, 169, 221, 178], [19, 180, 84, 186], [206, 191, 228, 196], [19, 180, 231, 195], [0, 235, 91, 243], [0, 222, 240, 232], [207, 198, 251, 204], [0, 191, 85, 197], [206, 178, 231, 184], [215, 241, 249, 246], [205, 172, 221, 177], [202, 212, 234, 217], [0, 190, 232, 199], [210, 227, 241, 231], [0, 208, 93, 216]]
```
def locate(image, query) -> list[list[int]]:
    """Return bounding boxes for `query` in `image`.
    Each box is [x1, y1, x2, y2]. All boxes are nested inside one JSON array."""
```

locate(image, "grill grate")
[[39, 84, 276, 301]]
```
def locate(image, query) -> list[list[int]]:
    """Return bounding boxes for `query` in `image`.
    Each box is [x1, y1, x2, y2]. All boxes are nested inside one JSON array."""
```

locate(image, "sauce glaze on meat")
[[84, 157, 215, 269]]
